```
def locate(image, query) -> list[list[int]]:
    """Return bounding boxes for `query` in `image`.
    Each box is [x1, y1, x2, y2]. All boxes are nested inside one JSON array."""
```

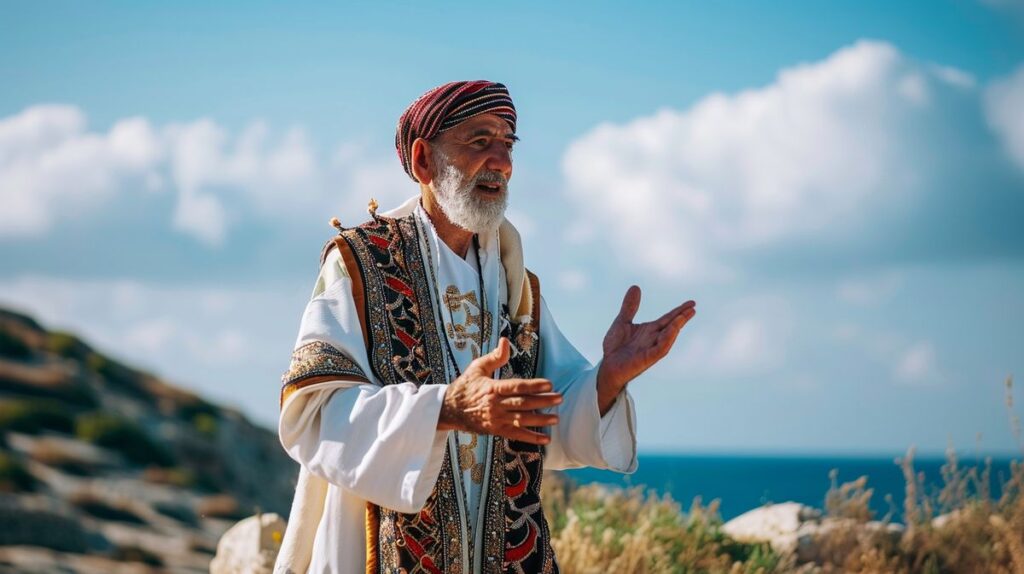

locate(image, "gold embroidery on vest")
[[443, 285, 492, 359]]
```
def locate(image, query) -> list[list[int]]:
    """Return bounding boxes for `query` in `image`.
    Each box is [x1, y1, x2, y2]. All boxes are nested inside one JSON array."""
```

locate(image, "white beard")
[[431, 152, 508, 235]]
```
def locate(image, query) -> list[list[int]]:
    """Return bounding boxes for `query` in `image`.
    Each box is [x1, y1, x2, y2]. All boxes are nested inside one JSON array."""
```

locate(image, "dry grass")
[[544, 451, 1023, 573], [543, 473, 783, 573], [542, 377, 1024, 573]]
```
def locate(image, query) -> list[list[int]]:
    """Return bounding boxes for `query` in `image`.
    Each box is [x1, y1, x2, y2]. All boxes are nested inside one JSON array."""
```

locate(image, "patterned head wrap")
[[396, 80, 517, 181]]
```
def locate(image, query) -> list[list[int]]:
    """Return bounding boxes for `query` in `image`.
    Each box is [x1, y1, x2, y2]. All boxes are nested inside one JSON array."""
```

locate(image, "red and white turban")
[[395, 80, 517, 181]]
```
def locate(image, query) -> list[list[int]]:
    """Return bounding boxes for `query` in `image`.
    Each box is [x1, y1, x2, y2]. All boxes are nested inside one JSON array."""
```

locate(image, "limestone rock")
[[723, 502, 906, 566], [723, 501, 822, 555], [209, 512, 286, 574]]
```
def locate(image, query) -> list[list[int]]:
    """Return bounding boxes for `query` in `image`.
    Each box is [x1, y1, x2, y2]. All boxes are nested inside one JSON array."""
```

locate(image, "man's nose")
[[485, 143, 513, 178]]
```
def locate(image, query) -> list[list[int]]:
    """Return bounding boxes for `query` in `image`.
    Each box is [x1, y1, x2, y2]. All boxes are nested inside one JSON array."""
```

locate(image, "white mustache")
[[474, 171, 508, 189]]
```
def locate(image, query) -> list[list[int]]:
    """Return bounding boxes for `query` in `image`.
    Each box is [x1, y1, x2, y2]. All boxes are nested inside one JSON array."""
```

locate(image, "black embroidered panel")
[[339, 216, 446, 388], [495, 303, 556, 574]]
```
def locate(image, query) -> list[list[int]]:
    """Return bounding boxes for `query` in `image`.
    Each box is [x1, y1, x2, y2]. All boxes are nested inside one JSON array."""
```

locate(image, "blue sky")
[[2, 0, 1023, 456]]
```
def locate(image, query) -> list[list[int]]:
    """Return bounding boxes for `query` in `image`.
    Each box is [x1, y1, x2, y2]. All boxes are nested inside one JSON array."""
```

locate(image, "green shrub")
[[87, 352, 145, 395], [0, 330, 31, 360], [47, 332, 89, 360], [192, 413, 218, 438], [0, 400, 75, 435], [85, 353, 106, 373], [75, 413, 175, 467], [0, 377, 100, 410], [177, 399, 220, 422], [0, 451, 36, 492]]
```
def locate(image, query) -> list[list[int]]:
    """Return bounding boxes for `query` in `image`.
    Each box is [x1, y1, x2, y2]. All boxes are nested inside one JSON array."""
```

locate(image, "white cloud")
[[831, 323, 944, 386], [673, 295, 791, 377], [0, 106, 162, 237], [562, 40, 986, 280], [331, 145, 415, 221], [836, 271, 904, 306], [557, 269, 589, 292], [124, 318, 179, 354], [894, 341, 940, 385], [709, 318, 781, 373], [984, 63, 1024, 173], [0, 106, 412, 246], [504, 208, 536, 239]]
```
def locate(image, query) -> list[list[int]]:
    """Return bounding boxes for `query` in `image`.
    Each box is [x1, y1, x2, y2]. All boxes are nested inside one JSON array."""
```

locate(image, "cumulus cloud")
[[830, 323, 944, 386], [0, 106, 410, 246], [836, 271, 904, 306], [984, 63, 1024, 173], [562, 40, 1019, 280], [0, 106, 162, 237], [894, 340, 941, 385], [557, 269, 589, 292], [710, 319, 778, 370], [672, 295, 791, 377]]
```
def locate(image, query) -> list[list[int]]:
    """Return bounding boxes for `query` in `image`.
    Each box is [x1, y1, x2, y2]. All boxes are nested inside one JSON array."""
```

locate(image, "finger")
[[616, 285, 642, 324], [498, 392, 564, 410], [469, 337, 510, 376], [651, 310, 694, 355], [493, 378, 554, 396], [500, 426, 551, 445], [653, 300, 696, 329], [506, 411, 559, 428]]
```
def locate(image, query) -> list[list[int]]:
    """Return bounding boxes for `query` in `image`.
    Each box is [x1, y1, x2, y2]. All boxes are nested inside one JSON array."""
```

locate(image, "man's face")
[[428, 114, 517, 234]]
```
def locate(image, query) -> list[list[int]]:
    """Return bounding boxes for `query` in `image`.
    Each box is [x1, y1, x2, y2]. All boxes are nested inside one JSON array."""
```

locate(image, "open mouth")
[[475, 183, 503, 194]]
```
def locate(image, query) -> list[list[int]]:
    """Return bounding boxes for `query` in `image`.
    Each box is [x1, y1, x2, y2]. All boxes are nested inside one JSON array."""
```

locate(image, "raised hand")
[[438, 337, 563, 445], [597, 286, 696, 414]]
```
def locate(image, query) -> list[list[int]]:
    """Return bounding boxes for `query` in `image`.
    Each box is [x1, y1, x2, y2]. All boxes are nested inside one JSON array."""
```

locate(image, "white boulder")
[[209, 512, 286, 574], [723, 502, 822, 555], [723, 502, 905, 565]]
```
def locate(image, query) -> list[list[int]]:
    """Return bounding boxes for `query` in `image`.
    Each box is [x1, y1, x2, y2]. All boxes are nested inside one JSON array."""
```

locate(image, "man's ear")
[[411, 138, 433, 185]]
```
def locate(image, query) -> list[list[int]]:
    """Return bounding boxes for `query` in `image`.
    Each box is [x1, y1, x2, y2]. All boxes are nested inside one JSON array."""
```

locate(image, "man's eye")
[[472, 139, 489, 148], [505, 141, 515, 151]]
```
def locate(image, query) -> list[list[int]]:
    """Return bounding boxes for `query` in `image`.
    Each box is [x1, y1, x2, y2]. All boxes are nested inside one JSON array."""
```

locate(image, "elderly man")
[[275, 81, 696, 573]]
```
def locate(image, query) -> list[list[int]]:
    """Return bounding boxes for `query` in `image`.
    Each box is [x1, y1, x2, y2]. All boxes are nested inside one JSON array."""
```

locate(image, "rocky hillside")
[[0, 307, 297, 573]]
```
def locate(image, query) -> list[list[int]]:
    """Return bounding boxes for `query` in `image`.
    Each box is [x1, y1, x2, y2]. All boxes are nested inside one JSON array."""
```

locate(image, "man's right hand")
[[437, 337, 562, 445]]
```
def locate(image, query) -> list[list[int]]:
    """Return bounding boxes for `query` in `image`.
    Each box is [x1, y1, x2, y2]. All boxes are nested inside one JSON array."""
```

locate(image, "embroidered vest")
[[283, 213, 558, 574]]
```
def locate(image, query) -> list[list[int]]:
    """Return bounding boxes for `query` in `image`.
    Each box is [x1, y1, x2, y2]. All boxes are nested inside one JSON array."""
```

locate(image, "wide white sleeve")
[[536, 296, 638, 473], [278, 250, 450, 514]]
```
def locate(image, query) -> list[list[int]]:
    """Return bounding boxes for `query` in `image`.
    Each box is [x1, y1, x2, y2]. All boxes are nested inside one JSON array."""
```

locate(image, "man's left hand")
[[596, 286, 696, 415]]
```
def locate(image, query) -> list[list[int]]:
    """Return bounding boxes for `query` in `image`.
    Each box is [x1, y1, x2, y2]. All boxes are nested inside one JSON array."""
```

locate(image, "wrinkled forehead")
[[437, 114, 516, 142]]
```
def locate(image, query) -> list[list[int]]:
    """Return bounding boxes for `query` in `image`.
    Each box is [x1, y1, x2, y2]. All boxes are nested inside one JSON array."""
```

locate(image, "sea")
[[565, 453, 1020, 522]]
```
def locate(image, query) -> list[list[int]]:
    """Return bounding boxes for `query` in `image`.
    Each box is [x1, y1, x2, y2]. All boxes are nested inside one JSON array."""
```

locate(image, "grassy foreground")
[[542, 450, 1023, 573]]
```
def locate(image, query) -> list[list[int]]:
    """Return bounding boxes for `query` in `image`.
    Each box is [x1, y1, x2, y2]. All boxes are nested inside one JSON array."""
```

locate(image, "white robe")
[[276, 199, 637, 573]]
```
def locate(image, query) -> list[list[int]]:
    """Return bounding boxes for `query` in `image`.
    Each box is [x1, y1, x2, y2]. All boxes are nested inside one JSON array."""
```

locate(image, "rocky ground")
[[0, 307, 297, 573]]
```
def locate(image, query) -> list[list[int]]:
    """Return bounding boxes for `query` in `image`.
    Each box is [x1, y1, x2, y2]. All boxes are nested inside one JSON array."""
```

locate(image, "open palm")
[[598, 286, 696, 410]]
